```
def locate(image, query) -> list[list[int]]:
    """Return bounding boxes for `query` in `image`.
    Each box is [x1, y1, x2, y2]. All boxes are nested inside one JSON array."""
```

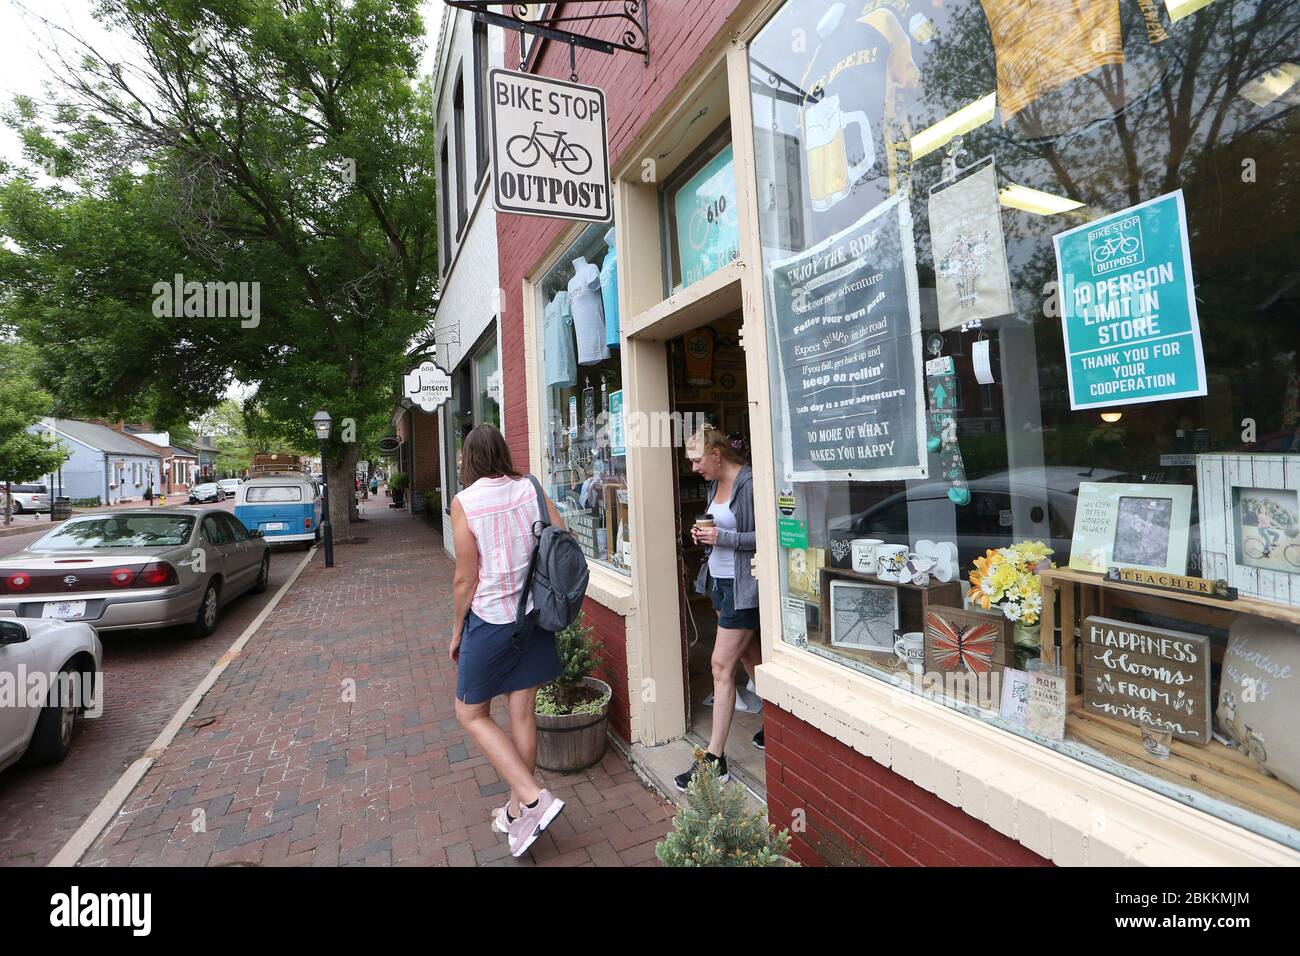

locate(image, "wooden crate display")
[[1039, 566, 1300, 829], [813, 566, 962, 665]]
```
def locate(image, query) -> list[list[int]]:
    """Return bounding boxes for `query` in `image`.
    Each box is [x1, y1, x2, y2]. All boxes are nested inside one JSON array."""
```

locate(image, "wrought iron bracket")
[[445, 2, 650, 76]]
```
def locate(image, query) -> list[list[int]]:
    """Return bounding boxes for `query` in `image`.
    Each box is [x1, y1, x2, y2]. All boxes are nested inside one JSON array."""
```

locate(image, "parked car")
[[235, 475, 322, 549], [0, 507, 271, 637], [217, 478, 242, 497], [189, 482, 223, 503], [2, 483, 51, 514], [0, 618, 102, 771]]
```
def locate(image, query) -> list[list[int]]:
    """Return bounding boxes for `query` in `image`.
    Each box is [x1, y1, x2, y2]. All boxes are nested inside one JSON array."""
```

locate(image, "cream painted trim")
[[758, 648, 1300, 866], [586, 562, 635, 616], [624, 261, 745, 342]]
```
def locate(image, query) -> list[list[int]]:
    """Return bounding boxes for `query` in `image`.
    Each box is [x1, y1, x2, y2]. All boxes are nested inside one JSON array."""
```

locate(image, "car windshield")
[[246, 485, 304, 502], [35, 515, 195, 549], [195, 484, 216, 492]]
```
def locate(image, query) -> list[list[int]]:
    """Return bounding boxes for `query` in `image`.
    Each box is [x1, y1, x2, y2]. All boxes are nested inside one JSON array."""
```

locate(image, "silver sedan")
[[0, 507, 271, 637]]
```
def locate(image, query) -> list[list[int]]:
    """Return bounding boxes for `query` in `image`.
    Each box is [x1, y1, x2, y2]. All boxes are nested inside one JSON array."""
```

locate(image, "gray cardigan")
[[693, 465, 758, 610]]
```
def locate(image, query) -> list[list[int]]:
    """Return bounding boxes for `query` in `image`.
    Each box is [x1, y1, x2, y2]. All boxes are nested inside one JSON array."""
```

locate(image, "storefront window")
[[664, 127, 739, 293], [443, 331, 500, 500], [750, 0, 1300, 844], [537, 222, 631, 573]]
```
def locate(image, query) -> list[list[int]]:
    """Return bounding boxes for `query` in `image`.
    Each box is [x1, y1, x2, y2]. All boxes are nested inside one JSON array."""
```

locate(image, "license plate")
[[43, 601, 87, 620], [264, 523, 286, 531]]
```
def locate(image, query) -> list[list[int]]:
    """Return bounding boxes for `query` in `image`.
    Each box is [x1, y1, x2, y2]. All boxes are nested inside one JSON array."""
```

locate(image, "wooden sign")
[[1105, 566, 1236, 600], [924, 606, 1012, 674], [1082, 616, 1212, 743]]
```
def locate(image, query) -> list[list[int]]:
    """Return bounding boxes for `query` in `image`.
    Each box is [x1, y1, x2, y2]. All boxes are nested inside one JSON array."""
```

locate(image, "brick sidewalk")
[[79, 502, 672, 866]]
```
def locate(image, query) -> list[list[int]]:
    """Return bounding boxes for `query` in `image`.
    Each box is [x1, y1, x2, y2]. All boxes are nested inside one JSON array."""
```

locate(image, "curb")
[[47, 546, 320, 867]]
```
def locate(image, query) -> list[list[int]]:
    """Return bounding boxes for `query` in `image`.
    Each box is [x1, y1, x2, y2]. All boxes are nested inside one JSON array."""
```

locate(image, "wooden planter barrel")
[[535, 677, 611, 773]]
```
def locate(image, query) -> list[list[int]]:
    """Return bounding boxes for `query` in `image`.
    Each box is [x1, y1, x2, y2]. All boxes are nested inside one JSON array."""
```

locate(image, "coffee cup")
[[875, 544, 909, 581], [894, 631, 925, 674], [694, 515, 714, 530], [851, 538, 884, 575]]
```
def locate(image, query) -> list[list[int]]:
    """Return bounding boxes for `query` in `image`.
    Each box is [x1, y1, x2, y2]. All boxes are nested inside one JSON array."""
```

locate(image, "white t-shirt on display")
[[568, 257, 610, 365]]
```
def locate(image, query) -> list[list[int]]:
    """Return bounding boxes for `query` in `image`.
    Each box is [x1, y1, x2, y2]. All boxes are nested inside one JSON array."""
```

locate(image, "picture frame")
[[1197, 453, 1300, 606], [923, 605, 1012, 675], [829, 580, 899, 653], [1069, 481, 1193, 575]]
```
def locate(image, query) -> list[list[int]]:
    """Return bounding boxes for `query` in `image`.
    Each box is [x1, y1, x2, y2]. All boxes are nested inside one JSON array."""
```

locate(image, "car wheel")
[[23, 668, 80, 765], [12, 502, 24, 515], [250, 553, 270, 594], [189, 579, 221, 638]]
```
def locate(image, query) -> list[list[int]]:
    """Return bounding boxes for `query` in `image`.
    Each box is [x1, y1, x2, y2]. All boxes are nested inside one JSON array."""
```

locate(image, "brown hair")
[[460, 424, 521, 487], [685, 423, 748, 466]]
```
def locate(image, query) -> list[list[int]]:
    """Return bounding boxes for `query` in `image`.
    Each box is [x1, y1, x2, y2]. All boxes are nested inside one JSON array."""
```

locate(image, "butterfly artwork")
[[924, 608, 1009, 675]]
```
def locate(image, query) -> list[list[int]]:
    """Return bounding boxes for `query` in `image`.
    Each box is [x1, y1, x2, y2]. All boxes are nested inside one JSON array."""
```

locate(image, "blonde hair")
[[685, 424, 747, 466]]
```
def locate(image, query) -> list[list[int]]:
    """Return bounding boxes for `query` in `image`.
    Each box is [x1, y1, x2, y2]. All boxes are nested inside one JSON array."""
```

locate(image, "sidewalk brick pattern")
[[79, 503, 671, 866]]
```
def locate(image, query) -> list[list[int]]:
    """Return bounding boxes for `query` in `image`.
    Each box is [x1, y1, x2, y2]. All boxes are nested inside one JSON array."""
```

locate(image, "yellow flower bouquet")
[[966, 541, 1055, 626]]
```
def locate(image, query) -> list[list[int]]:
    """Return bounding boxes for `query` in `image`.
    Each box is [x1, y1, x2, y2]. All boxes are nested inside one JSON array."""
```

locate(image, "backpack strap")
[[513, 475, 549, 637]]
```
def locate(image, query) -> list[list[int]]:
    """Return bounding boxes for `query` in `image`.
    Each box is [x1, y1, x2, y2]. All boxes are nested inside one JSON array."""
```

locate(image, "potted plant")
[[388, 471, 408, 507], [656, 750, 797, 867], [534, 612, 612, 772], [966, 540, 1056, 668]]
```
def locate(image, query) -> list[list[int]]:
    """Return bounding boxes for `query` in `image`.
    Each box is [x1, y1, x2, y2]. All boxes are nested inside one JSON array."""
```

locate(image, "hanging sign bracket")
[[445, 2, 650, 74]]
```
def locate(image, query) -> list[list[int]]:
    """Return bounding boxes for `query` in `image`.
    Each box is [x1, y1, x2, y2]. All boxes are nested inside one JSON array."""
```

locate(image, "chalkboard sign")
[[1082, 615, 1211, 743], [767, 192, 927, 482]]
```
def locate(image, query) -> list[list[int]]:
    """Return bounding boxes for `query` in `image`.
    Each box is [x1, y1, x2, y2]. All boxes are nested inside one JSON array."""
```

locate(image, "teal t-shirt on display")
[[601, 227, 619, 349]]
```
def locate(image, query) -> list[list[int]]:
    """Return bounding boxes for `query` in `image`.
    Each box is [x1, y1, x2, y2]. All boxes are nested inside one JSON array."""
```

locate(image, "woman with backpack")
[[449, 424, 568, 857], [676, 425, 763, 792]]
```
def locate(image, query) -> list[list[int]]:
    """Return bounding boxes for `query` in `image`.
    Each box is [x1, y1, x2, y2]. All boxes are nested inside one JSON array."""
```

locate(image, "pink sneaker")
[[507, 790, 565, 857], [491, 804, 516, 834]]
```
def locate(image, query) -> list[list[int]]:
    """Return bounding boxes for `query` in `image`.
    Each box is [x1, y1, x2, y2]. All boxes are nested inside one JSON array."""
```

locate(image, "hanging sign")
[[403, 361, 452, 413], [608, 389, 626, 456], [488, 69, 611, 223], [673, 144, 739, 288], [928, 159, 1013, 331], [768, 192, 928, 483], [1053, 190, 1207, 410]]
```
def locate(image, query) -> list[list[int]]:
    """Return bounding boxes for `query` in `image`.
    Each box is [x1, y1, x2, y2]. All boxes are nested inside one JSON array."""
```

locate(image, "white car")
[[0, 618, 102, 771], [3, 484, 51, 515], [217, 479, 242, 497]]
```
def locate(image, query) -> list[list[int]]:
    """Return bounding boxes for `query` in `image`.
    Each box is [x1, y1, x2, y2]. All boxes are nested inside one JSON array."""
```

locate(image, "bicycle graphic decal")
[[1086, 215, 1145, 275], [505, 120, 594, 176]]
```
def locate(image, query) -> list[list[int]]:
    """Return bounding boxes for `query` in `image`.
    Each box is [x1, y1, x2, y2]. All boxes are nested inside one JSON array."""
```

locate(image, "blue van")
[[235, 475, 322, 548]]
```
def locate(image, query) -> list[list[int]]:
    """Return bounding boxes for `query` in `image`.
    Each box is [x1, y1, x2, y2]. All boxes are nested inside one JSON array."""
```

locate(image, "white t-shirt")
[[568, 257, 610, 365], [707, 498, 737, 579]]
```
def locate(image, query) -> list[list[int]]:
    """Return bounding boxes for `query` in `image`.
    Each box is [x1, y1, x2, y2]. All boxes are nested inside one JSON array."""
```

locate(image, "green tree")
[[0, 0, 439, 539], [0, 343, 66, 525]]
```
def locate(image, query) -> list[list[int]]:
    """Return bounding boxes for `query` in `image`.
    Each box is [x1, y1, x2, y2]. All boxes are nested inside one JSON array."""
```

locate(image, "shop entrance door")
[[666, 313, 765, 797]]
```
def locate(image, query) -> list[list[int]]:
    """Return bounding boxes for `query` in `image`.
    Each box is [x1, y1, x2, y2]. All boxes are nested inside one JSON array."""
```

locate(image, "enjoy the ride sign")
[[488, 69, 611, 222]]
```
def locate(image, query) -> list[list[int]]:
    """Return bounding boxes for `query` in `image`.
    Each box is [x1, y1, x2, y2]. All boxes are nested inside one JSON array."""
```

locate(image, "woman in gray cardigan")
[[676, 426, 763, 791]]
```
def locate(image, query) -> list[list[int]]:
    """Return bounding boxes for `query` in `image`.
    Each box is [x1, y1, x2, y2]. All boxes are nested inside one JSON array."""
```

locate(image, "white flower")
[[1002, 602, 1022, 622]]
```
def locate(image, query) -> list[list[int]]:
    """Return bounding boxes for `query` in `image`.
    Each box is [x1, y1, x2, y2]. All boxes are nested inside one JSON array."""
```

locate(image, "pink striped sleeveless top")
[[456, 475, 541, 624]]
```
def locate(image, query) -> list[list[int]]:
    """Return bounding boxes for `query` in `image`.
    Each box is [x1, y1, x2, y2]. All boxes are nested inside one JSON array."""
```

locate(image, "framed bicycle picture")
[[1197, 454, 1300, 607], [829, 579, 899, 654]]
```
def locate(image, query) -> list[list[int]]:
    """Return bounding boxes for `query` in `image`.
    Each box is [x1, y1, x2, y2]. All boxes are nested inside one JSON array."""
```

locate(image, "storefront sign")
[[403, 361, 452, 413], [1082, 616, 1211, 743], [1054, 190, 1206, 410], [673, 144, 739, 288], [768, 192, 927, 482], [778, 517, 808, 549], [608, 389, 625, 456], [488, 70, 611, 222], [928, 159, 1013, 331]]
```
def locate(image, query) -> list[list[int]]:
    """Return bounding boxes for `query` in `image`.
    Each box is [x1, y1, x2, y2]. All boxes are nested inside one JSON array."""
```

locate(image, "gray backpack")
[[514, 476, 589, 636]]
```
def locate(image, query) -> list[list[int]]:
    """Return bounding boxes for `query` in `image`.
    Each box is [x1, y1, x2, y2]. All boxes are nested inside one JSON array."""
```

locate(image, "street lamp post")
[[312, 409, 335, 568]]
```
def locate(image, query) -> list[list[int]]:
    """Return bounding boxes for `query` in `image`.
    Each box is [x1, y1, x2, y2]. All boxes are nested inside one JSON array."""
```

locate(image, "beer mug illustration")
[[803, 94, 876, 212]]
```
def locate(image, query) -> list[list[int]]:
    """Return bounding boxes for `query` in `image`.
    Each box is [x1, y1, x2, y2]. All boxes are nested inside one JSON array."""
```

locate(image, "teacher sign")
[[1053, 190, 1206, 410]]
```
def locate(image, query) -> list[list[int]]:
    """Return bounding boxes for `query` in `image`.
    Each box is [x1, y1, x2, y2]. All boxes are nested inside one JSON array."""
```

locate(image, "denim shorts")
[[709, 576, 760, 631]]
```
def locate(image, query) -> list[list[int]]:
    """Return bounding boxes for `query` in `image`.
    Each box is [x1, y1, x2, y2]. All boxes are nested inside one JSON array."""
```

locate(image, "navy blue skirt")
[[456, 610, 563, 705]]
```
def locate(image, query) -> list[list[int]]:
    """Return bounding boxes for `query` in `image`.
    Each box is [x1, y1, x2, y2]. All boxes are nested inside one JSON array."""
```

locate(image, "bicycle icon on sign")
[[506, 120, 593, 176], [1091, 234, 1141, 264]]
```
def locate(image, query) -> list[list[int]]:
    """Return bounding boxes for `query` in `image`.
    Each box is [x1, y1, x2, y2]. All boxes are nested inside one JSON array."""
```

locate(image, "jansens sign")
[[404, 361, 452, 413], [488, 69, 611, 222]]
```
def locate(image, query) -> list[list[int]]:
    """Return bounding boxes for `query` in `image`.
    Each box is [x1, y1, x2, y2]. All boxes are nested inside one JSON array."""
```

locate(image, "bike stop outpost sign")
[[404, 361, 452, 413], [1053, 190, 1206, 411], [488, 69, 611, 222]]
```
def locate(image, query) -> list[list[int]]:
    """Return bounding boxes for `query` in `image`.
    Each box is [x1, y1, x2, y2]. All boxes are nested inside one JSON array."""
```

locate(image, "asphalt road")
[[0, 500, 309, 866]]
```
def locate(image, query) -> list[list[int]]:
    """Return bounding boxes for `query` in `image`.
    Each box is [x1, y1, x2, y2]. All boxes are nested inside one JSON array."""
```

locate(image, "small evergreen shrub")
[[536, 612, 609, 716]]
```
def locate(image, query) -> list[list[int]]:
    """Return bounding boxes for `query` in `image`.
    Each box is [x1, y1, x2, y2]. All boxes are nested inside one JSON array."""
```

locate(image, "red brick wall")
[[580, 597, 632, 744], [764, 705, 1053, 867], [497, 2, 746, 747]]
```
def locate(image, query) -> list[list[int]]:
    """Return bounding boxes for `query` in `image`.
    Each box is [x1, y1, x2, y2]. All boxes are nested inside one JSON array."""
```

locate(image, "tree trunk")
[[324, 444, 358, 542], [3, 481, 11, 526]]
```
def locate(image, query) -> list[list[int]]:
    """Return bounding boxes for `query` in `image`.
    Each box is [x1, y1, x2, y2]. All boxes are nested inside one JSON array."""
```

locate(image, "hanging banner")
[[1053, 190, 1207, 410], [673, 144, 739, 289], [403, 361, 452, 413], [488, 69, 611, 223], [768, 192, 928, 482], [981, 0, 1124, 121], [928, 158, 1014, 331]]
